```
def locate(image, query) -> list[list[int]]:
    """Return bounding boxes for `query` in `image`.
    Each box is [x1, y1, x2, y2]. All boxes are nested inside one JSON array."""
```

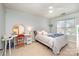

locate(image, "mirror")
[[12, 24, 25, 35]]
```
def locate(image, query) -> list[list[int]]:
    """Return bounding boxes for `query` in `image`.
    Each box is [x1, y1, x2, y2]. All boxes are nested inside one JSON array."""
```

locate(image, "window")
[[57, 21, 65, 34], [57, 18, 75, 35]]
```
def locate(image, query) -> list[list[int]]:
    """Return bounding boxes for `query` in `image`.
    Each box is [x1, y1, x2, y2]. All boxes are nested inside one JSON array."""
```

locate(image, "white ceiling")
[[4, 3, 79, 18]]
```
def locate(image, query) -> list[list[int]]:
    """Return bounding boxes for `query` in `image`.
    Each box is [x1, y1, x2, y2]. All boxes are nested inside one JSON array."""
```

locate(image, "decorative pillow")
[[41, 31, 48, 35], [38, 31, 42, 35], [37, 31, 41, 35], [37, 31, 48, 35]]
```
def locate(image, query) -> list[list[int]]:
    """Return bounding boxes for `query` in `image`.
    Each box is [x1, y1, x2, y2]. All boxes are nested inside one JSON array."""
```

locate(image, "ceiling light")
[[49, 10, 53, 13], [49, 6, 53, 9]]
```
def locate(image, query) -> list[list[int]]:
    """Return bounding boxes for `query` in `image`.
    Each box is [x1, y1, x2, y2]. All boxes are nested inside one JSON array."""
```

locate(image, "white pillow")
[[37, 30, 48, 35], [37, 31, 42, 35], [41, 31, 48, 35]]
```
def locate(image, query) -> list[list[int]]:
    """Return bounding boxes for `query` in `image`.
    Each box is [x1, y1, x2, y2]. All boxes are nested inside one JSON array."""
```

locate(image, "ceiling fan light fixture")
[[49, 10, 53, 13], [49, 6, 53, 9]]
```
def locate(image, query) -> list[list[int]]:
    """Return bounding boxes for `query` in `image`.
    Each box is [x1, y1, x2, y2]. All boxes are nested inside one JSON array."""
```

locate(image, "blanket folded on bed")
[[48, 33, 64, 38]]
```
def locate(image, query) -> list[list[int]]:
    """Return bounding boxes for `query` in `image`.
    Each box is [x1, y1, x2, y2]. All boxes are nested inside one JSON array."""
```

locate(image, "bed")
[[34, 31, 68, 55]]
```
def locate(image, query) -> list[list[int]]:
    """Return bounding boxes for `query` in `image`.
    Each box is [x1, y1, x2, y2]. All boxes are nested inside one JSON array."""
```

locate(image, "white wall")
[[0, 4, 5, 49], [5, 9, 49, 34]]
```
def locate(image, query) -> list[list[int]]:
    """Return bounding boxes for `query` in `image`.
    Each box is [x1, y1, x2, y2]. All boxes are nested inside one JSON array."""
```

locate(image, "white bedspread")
[[35, 34, 68, 55], [36, 34, 54, 48]]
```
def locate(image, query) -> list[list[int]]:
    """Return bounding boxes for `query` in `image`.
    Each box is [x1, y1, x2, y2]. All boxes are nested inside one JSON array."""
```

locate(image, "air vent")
[[61, 12, 66, 16]]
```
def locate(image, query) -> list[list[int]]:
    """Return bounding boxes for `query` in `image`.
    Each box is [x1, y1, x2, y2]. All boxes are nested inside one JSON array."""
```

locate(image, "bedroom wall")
[[0, 4, 5, 49], [5, 9, 49, 34]]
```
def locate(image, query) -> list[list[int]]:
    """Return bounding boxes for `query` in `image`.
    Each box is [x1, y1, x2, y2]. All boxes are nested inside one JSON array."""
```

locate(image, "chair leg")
[[4, 40, 7, 56], [9, 40, 11, 55]]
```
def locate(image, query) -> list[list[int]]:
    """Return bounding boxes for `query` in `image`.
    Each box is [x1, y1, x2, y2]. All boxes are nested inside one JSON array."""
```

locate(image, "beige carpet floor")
[[6, 40, 77, 56]]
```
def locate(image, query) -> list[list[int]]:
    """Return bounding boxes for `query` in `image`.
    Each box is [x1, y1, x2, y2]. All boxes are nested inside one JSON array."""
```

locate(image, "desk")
[[13, 34, 33, 44], [1, 34, 33, 56]]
